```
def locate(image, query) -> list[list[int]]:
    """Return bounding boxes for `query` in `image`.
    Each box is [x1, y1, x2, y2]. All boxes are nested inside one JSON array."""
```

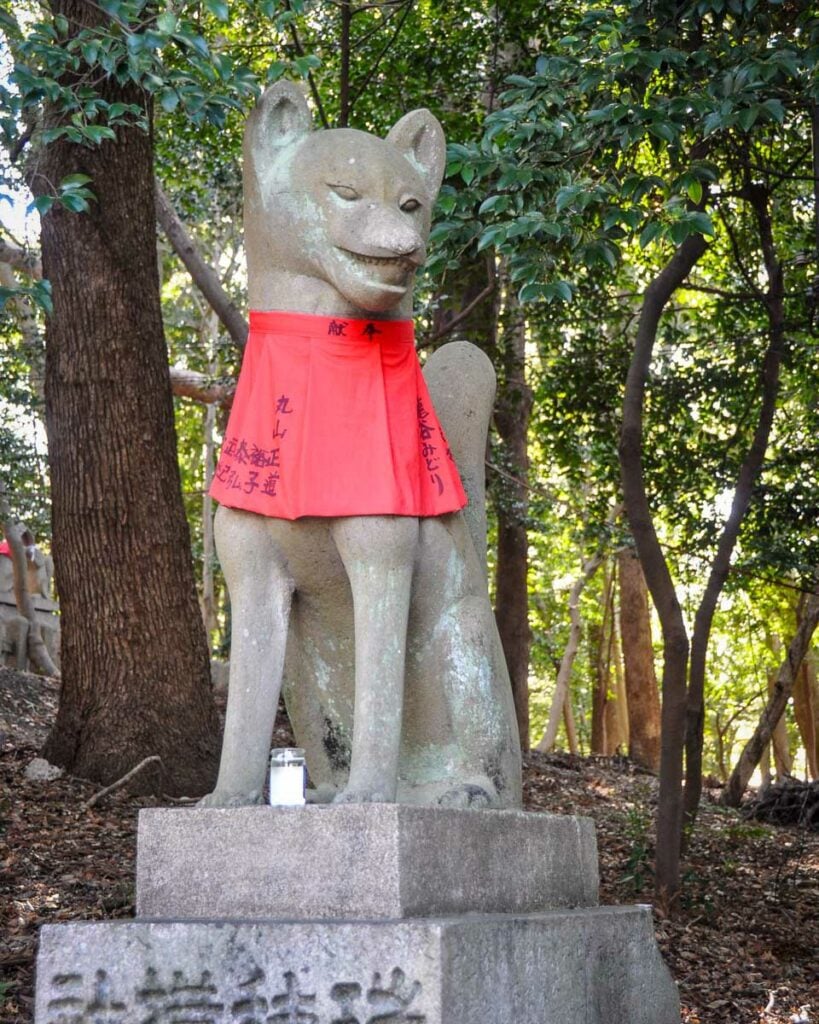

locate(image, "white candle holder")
[[268, 747, 306, 806]]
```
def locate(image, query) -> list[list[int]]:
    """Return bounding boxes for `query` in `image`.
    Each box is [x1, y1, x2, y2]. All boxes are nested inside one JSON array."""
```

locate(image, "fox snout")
[[331, 204, 427, 268]]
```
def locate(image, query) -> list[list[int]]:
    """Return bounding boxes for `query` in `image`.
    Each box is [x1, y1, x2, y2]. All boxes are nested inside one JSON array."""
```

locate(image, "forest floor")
[[1, 666, 817, 1024]]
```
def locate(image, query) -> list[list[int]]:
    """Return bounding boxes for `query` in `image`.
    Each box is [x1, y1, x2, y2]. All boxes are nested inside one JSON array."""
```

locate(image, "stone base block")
[[136, 805, 598, 920], [35, 907, 678, 1024]]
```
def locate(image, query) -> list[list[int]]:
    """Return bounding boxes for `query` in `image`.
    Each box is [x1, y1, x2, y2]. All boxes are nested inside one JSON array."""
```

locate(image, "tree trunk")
[[589, 618, 608, 755], [605, 609, 629, 755], [721, 587, 819, 807], [767, 645, 792, 780], [618, 547, 661, 770], [493, 290, 533, 751], [793, 647, 818, 780], [31, 0, 219, 795], [536, 544, 604, 752], [563, 697, 579, 754], [683, 186, 785, 831], [618, 231, 706, 908]]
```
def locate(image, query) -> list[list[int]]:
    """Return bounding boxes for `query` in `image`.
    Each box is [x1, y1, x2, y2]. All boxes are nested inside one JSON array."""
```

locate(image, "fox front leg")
[[199, 507, 295, 808], [330, 515, 419, 803]]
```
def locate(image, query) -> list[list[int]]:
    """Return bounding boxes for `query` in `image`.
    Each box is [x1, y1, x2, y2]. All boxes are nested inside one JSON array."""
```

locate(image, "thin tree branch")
[[169, 367, 235, 408], [81, 756, 163, 809], [349, 0, 414, 110], [418, 283, 496, 349], [154, 182, 248, 350], [285, 2, 329, 129]]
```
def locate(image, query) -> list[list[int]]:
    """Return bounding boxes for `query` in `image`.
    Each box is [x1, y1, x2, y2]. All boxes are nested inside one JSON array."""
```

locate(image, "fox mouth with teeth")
[[340, 250, 419, 269], [334, 245, 425, 300]]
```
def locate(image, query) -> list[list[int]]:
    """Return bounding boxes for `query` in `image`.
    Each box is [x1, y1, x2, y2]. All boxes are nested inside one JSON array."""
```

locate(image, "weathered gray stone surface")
[[137, 805, 598, 920], [35, 907, 679, 1024], [24, 757, 64, 782]]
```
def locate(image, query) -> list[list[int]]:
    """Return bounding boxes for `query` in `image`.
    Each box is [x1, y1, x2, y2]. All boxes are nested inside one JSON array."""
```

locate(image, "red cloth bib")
[[210, 310, 467, 519]]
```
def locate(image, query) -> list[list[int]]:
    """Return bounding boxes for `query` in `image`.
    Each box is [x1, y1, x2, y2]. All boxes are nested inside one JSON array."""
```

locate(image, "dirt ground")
[[1, 667, 817, 1024]]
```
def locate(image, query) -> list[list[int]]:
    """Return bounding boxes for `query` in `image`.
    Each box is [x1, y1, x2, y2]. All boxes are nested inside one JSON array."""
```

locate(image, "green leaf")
[[648, 122, 676, 144], [54, 14, 69, 35], [32, 279, 53, 315], [670, 219, 691, 245], [761, 98, 785, 123], [519, 282, 544, 302], [60, 173, 92, 187], [687, 179, 703, 204], [736, 106, 759, 132], [265, 60, 287, 82], [476, 224, 507, 251], [550, 280, 573, 302], [59, 193, 89, 213], [293, 54, 320, 77], [160, 89, 180, 112], [156, 12, 178, 34], [29, 195, 55, 215], [84, 124, 117, 144], [478, 194, 509, 215], [639, 221, 663, 249], [204, 0, 230, 21], [689, 211, 715, 236], [555, 185, 580, 214]]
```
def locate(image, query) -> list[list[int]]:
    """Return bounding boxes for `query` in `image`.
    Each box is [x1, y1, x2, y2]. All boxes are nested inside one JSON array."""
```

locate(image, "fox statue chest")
[[211, 311, 466, 519]]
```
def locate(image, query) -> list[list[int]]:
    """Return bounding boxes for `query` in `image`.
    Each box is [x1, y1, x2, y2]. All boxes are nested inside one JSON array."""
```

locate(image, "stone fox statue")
[[202, 81, 521, 808]]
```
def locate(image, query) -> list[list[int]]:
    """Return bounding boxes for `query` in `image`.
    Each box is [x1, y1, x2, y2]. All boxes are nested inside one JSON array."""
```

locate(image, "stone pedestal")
[[136, 805, 599, 919], [34, 806, 680, 1023]]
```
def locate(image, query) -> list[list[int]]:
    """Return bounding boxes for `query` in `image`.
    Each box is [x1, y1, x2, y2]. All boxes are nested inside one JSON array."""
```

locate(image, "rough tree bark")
[[721, 586, 819, 807], [618, 547, 661, 770], [493, 289, 533, 751], [30, 0, 220, 795]]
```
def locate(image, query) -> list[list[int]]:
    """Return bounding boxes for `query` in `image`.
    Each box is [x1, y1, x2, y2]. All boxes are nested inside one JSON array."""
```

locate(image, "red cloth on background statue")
[[210, 310, 467, 520], [0, 540, 10, 559]]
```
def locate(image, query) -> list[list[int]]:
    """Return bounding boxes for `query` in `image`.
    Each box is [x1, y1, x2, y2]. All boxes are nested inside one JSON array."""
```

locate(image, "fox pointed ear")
[[386, 109, 446, 200], [247, 81, 312, 155]]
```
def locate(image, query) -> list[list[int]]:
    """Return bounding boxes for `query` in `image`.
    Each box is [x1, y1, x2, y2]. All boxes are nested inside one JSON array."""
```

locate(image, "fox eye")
[[328, 183, 360, 201], [400, 197, 421, 213]]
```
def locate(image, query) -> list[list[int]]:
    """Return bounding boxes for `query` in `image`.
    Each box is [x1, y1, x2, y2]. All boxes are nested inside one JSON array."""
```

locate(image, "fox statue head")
[[243, 81, 446, 317]]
